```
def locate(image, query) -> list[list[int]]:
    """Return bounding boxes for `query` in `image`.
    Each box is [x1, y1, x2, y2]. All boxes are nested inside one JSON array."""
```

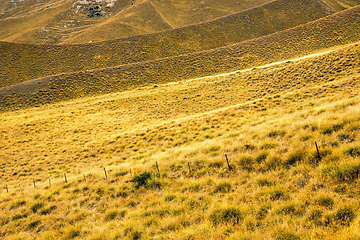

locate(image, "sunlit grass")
[[1, 41, 360, 238]]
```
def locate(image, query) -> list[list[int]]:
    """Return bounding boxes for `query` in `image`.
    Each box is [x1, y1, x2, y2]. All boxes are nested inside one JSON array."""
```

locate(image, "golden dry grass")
[[0, 0, 272, 44], [0, 0, 336, 88], [1, 5, 360, 110], [0, 41, 360, 239]]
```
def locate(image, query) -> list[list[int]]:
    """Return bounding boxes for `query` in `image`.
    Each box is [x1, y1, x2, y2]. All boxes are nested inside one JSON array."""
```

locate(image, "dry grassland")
[[0, 0, 335, 87], [66, 0, 332, 44], [1, 5, 360, 111], [0, 42, 360, 239]]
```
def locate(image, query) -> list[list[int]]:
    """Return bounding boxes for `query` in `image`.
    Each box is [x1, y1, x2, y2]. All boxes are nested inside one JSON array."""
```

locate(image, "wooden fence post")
[[49, 179, 51, 187], [6, 185, 8, 193], [33, 179, 36, 188], [83, 174, 86, 182], [104, 168, 108, 179], [64, 173, 67, 183], [225, 154, 232, 171], [315, 142, 321, 160], [187, 162, 191, 174], [156, 162, 160, 176]]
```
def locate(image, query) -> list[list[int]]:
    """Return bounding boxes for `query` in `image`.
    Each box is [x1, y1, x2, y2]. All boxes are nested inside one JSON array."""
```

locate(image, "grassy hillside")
[[150, 0, 273, 28], [0, 0, 73, 43], [67, 0, 273, 43], [0, 0, 335, 87], [322, 0, 360, 11], [1, 4, 360, 111], [0, 42, 359, 239], [0, 0, 271, 44], [65, 1, 173, 43]]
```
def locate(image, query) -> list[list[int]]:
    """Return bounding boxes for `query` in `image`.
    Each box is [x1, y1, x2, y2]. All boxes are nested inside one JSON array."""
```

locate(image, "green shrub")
[[130, 172, 152, 188], [209, 207, 243, 225]]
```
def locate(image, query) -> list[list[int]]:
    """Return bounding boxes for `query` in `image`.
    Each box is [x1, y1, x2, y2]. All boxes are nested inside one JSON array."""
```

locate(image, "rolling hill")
[[1, 4, 359, 112], [0, 39, 359, 240], [0, 0, 335, 88], [0, 0, 273, 44], [2, 0, 360, 239]]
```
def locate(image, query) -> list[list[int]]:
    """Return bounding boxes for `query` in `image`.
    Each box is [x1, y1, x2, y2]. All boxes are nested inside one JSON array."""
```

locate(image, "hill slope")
[[0, 0, 272, 44], [64, 1, 173, 43], [1, 4, 359, 112], [0, 41, 359, 239], [0, 0, 335, 87]]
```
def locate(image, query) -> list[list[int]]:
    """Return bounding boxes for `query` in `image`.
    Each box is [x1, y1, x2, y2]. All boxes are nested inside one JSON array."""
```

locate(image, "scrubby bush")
[[130, 172, 152, 189]]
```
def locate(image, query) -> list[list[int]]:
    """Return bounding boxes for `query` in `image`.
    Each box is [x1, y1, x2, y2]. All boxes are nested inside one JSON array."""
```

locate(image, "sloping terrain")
[[322, 0, 360, 11], [65, 0, 275, 43], [1, 4, 359, 112], [0, 40, 359, 239], [0, 0, 272, 44], [64, 0, 174, 43], [0, 0, 335, 88], [2, 1, 360, 239]]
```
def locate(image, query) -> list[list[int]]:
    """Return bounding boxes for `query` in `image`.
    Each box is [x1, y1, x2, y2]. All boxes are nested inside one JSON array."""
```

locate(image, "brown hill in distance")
[[322, 0, 360, 11], [1, 4, 360, 112], [0, 0, 272, 44], [63, 0, 274, 43], [66, 1, 173, 43], [0, 0, 335, 87]]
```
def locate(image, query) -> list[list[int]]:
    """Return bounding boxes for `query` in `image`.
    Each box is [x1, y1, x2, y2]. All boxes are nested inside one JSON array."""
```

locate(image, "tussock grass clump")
[[30, 202, 44, 213], [10, 200, 27, 209], [334, 161, 360, 182], [315, 194, 335, 209], [214, 182, 232, 193], [130, 172, 152, 189], [284, 149, 308, 167], [273, 227, 301, 240], [268, 187, 288, 201], [333, 204, 357, 226], [209, 207, 243, 225], [104, 209, 126, 221], [344, 146, 360, 157]]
